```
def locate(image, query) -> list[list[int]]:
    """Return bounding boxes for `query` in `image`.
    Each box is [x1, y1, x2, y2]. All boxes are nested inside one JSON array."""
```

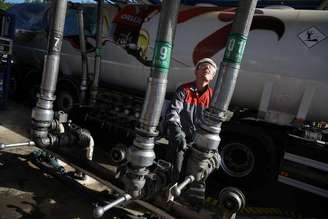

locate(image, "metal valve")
[[219, 187, 246, 219]]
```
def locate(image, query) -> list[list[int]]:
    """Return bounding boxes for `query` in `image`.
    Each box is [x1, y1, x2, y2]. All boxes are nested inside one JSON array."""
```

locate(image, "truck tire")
[[24, 70, 41, 107], [55, 88, 77, 113], [54, 77, 80, 113], [214, 123, 278, 189], [27, 83, 39, 107]]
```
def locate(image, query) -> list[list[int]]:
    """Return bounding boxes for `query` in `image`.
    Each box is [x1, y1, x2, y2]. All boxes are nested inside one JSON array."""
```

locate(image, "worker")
[[165, 57, 217, 205]]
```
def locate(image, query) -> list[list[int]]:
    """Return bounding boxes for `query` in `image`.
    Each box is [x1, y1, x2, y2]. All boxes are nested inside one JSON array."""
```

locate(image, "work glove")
[[168, 123, 188, 151], [174, 132, 187, 152]]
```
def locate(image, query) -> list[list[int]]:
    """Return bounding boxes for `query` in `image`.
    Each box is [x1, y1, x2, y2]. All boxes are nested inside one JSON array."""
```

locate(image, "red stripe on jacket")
[[182, 83, 213, 108]]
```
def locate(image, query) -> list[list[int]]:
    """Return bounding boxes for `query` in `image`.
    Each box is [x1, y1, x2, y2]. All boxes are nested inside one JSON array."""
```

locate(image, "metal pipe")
[[186, 0, 259, 181], [31, 0, 68, 146], [139, 0, 181, 132], [210, 0, 257, 112], [89, 0, 104, 106], [36, 147, 175, 219], [77, 7, 89, 106], [0, 141, 35, 150], [93, 194, 132, 218], [124, 0, 181, 199]]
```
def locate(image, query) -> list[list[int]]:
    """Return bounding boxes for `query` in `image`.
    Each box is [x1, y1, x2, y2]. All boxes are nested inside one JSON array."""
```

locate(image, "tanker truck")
[[9, 3, 328, 198]]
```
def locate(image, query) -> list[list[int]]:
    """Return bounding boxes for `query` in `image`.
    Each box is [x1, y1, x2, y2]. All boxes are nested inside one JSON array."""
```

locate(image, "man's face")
[[195, 62, 216, 83]]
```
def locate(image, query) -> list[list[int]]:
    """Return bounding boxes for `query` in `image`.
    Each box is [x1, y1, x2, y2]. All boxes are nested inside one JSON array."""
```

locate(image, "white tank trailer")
[[10, 3, 328, 198]]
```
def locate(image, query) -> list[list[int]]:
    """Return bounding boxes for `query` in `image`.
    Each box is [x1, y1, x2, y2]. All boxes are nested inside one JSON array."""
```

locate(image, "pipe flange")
[[135, 127, 158, 138], [219, 187, 246, 213]]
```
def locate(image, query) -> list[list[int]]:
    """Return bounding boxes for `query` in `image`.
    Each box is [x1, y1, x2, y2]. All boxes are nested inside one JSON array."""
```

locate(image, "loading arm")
[[167, 0, 259, 200]]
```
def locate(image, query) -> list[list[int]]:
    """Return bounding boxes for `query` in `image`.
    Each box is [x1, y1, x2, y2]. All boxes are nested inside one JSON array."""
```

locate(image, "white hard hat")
[[195, 58, 217, 71]]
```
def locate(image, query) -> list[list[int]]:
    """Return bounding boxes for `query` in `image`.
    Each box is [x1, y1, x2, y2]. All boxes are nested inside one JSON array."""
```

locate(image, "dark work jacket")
[[166, 82, 213, 143]]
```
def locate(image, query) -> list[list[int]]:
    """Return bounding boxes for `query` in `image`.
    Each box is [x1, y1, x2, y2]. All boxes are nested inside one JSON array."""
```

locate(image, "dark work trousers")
[[165, 141, 206, 207], [165, 141, 191, 183]]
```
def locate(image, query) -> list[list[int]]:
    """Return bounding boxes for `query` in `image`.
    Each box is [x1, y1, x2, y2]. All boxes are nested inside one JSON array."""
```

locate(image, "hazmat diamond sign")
[[298, 27, 326, 48]]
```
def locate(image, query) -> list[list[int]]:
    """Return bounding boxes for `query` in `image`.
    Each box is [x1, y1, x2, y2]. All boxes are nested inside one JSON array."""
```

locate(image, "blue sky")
[[5, 0, 93, 3], [4, 0, 323, 9], [5, 0, 24, 3]]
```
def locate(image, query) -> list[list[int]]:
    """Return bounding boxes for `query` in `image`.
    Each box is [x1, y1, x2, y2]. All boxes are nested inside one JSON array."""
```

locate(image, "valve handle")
[[0, 141, 35, 150], [93, 193, 132, 218], [167, 175, 195, 201]]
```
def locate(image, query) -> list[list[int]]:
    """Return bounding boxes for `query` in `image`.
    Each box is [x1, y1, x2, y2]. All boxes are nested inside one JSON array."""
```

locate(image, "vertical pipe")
[[193, 0, 258, 152], [187, 0, 258, 181], [77, 7, 89, 106], [31, 0, 67, 145], [124, 0, 181, 198], [210, 0, 257, 112], [89, 0, 104, 106]]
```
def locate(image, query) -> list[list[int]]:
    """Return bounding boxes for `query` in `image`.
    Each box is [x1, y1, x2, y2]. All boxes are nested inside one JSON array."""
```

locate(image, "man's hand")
[[168, 123, 188, 151], [174, 133, 187, 151]]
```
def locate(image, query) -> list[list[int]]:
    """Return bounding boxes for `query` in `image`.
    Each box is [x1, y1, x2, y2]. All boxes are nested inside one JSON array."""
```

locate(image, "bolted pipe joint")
[[123, 132, 155, 198], [31, 98, 60, 148], [32, 134, 57, 148], [128, 133, 156, 167], [122, 167, 148, 198], [54, 123, 94, 161], [31, 96, 56, 147], [185, 147, 221, 182], [190, 108, 224, 152], [193, 129, 221, 152], [203, 106, 234, 124], [31, 97, 55, 135]]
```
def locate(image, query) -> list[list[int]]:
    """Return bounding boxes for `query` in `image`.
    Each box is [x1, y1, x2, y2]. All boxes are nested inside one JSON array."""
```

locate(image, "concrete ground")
[[0, 101, 327, 219], [0, 101, 160, 219], [0, 101, 97, 219]]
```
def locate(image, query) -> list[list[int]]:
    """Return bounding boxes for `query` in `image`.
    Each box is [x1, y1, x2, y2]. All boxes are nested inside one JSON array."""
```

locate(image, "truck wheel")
[[55, 89, 77, 113], [216, 135, 275, 189], [27, 84, 39, 107], [23, 70, 41, 106], [220, 140, 256, 178]]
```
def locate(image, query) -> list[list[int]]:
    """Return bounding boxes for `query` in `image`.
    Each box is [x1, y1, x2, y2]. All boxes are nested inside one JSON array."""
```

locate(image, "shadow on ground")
[[0, 150, 95, 219]]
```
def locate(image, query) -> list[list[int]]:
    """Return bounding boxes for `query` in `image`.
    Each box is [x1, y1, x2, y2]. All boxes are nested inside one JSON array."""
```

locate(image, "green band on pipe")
[[223, 33, 247, 64], [96, 48, 102, 56], [153, 41, 172, 74]]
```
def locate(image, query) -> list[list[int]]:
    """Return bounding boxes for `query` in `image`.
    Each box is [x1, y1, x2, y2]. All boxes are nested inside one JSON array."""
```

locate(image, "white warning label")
[[298, 27, 326, 48]]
